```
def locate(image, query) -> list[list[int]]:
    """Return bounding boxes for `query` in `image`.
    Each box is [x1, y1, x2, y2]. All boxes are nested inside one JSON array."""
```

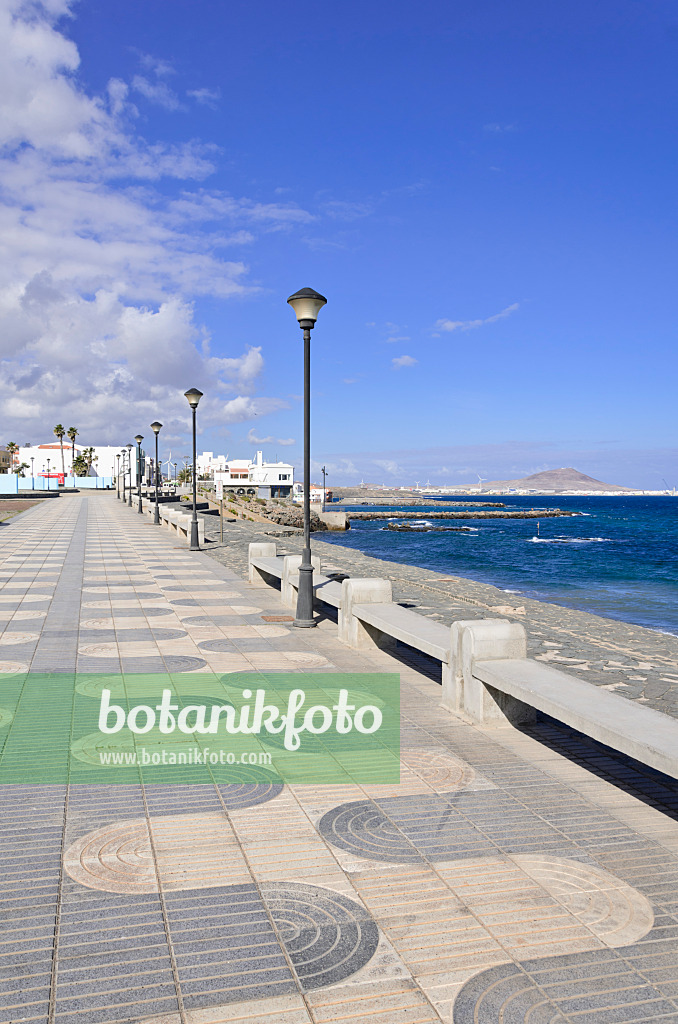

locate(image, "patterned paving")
[[0, 494, 677, 1023]]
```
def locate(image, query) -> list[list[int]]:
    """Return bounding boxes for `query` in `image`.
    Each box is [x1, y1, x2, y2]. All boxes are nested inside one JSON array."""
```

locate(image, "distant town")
[[0, 441, 674, 498]]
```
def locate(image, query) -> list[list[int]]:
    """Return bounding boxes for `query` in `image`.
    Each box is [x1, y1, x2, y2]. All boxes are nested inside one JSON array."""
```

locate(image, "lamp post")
[[183, 389, 203, 550], [30, 457, 34, 490], [134, 435, 144, 513], [150, 422, 162, 525], [121, 451, 126, 502], [116, 454, 121, 499], [321, 465, 327, 512], [126, 443, 133, 506], [286, 287, 327, 628], [46, 458, 50, 491]]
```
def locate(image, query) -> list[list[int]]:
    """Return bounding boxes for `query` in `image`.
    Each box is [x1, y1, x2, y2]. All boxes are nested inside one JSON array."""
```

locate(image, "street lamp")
[[116, 454, 121, 499], [134, 435, 144, 513], [150, 422, 162, 525], [30, 456, 34, 490], [286, 287, 327, 627], [126, 443, 133, 505], [321, 465, 327, 512], [184, 388, 203, 550], [46, 458, 50, 491]]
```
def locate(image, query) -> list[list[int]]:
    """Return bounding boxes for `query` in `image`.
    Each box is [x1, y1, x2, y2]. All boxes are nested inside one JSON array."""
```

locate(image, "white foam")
[[528, 536, 612, 544]]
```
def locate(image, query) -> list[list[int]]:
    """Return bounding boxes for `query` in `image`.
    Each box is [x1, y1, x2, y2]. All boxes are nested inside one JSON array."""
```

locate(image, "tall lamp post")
[[30, 457, 34, 490], [116, 454, 121, 499], [134, 435, 143, 513], [150, 422, 162, 525], [46, 458, 50, 491], [183, 389, 203, 550], [286, 287, 327, 628], [321, 465, 327, 512], [121, 451, 126, 502], [126, 443, 133, 506]]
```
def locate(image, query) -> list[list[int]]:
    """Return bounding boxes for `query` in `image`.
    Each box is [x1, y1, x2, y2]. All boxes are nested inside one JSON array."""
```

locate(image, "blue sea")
[[317, 496, 678, 635]]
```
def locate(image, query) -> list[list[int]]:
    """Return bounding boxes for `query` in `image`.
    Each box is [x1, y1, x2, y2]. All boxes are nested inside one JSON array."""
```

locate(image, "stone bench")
[[443, 619, 678, 778], [139, 499, 204, 546]]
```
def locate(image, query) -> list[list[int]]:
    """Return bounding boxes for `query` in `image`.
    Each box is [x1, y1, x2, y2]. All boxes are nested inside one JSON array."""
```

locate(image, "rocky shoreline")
[[347, 508, 576, 521]]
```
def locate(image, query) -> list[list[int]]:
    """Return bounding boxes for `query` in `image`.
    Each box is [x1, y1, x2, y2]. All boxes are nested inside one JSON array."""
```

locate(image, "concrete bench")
[[138, 499, 204, 546], [444, 619, 678, 778], [249, 544, 285, 585]]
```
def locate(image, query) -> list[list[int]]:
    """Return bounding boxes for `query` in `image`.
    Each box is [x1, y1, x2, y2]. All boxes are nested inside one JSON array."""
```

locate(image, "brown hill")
[[482, 467, 630, 492]]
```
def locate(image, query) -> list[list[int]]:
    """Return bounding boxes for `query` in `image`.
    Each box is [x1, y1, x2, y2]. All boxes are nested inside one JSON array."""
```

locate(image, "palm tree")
[[53, 424, 66, 478], [66, 427, 78, 472], [83, 447, 98, 475], [6, 442, 18, 470]]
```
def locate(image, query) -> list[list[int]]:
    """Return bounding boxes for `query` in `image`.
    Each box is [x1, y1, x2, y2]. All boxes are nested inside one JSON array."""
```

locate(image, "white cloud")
[[187, 87, 221, 109], [434, 303, 519, 333], [0, 0, 308, 442], [247, 429, 295, 446], [373, 459, 402, 475], [392, 354, 417, 369], [132, 74, 183, 111]]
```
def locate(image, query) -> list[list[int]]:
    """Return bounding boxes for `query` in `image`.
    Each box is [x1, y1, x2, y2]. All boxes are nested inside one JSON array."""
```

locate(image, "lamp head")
[[134, 434, 143, 445], [287, 287, 327, 327], [184, 388, 203, 409], [126, 443, 133, 451], [150, 421, 162, 435]]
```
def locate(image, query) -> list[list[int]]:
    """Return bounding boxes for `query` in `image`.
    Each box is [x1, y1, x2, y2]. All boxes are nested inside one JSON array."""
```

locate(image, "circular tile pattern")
[[169, 595, 241, 606], [9, 610, 47, 621], [277, 651, 329, 667], [0, 707, 14, 729], [513, 855, 654, 947], [63, 818, 154, 893], [78, 644, 119, 658], [0, 632, 39, 645], [163, 655, 207, 672], [400, 749, 476, 789], [216, 778, 284, 807], [0, 661, 29, 674], [260, 881, 379, 990], [318, 802, 420, 863]]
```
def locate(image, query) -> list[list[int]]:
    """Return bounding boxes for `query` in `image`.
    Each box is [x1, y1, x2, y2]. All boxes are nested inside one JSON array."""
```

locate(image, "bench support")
[[339, 578, 394, 649], [460, 620, 534, 726], [282, 554, 322, 606], [248, 542, 278, 585], [441, 619, 484, 713]]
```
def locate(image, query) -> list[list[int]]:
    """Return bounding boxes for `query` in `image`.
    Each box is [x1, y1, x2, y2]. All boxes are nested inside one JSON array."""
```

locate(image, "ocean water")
[[317, 496, 678, 634]]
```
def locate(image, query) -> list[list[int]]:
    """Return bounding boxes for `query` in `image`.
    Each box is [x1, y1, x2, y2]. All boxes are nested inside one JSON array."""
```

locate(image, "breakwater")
[[348, 509, 576, 521]]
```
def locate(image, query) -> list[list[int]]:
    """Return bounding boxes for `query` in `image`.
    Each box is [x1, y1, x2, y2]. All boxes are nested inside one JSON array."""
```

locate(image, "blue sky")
[[1, 0, 676, 487]]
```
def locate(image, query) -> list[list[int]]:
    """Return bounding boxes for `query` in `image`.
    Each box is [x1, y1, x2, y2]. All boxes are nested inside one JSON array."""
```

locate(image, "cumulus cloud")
[[434, 303, 519, 334], [0, 0, 307, 442], [247, 429, 295, 446], [392, 354, 417, 369]]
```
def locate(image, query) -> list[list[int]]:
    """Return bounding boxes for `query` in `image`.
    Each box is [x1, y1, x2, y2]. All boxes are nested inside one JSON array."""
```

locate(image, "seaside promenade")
[[1, 493, 678, 1023]]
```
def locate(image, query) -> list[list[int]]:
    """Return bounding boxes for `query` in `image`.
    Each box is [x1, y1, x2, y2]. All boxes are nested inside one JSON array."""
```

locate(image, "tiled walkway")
[[1, 494, 678, 1023]]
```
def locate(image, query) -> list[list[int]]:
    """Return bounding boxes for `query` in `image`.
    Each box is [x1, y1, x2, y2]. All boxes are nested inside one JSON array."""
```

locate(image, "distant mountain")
[[482, 467, 631, 492]]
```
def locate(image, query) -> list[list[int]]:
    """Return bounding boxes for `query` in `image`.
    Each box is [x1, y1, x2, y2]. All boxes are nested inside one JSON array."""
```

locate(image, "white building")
[[214, 451, 294, 498], [197, 452, 229, 477], [17, 442, 121, 481]]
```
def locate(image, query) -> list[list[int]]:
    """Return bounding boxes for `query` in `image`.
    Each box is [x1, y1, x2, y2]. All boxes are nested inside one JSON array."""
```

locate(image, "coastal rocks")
[[258, 506, 329, 531], [351, 509, 576, 521]]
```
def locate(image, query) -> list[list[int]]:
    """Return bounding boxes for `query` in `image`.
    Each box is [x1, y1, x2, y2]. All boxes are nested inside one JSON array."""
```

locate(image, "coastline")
[[199, 512, 678, 721]]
